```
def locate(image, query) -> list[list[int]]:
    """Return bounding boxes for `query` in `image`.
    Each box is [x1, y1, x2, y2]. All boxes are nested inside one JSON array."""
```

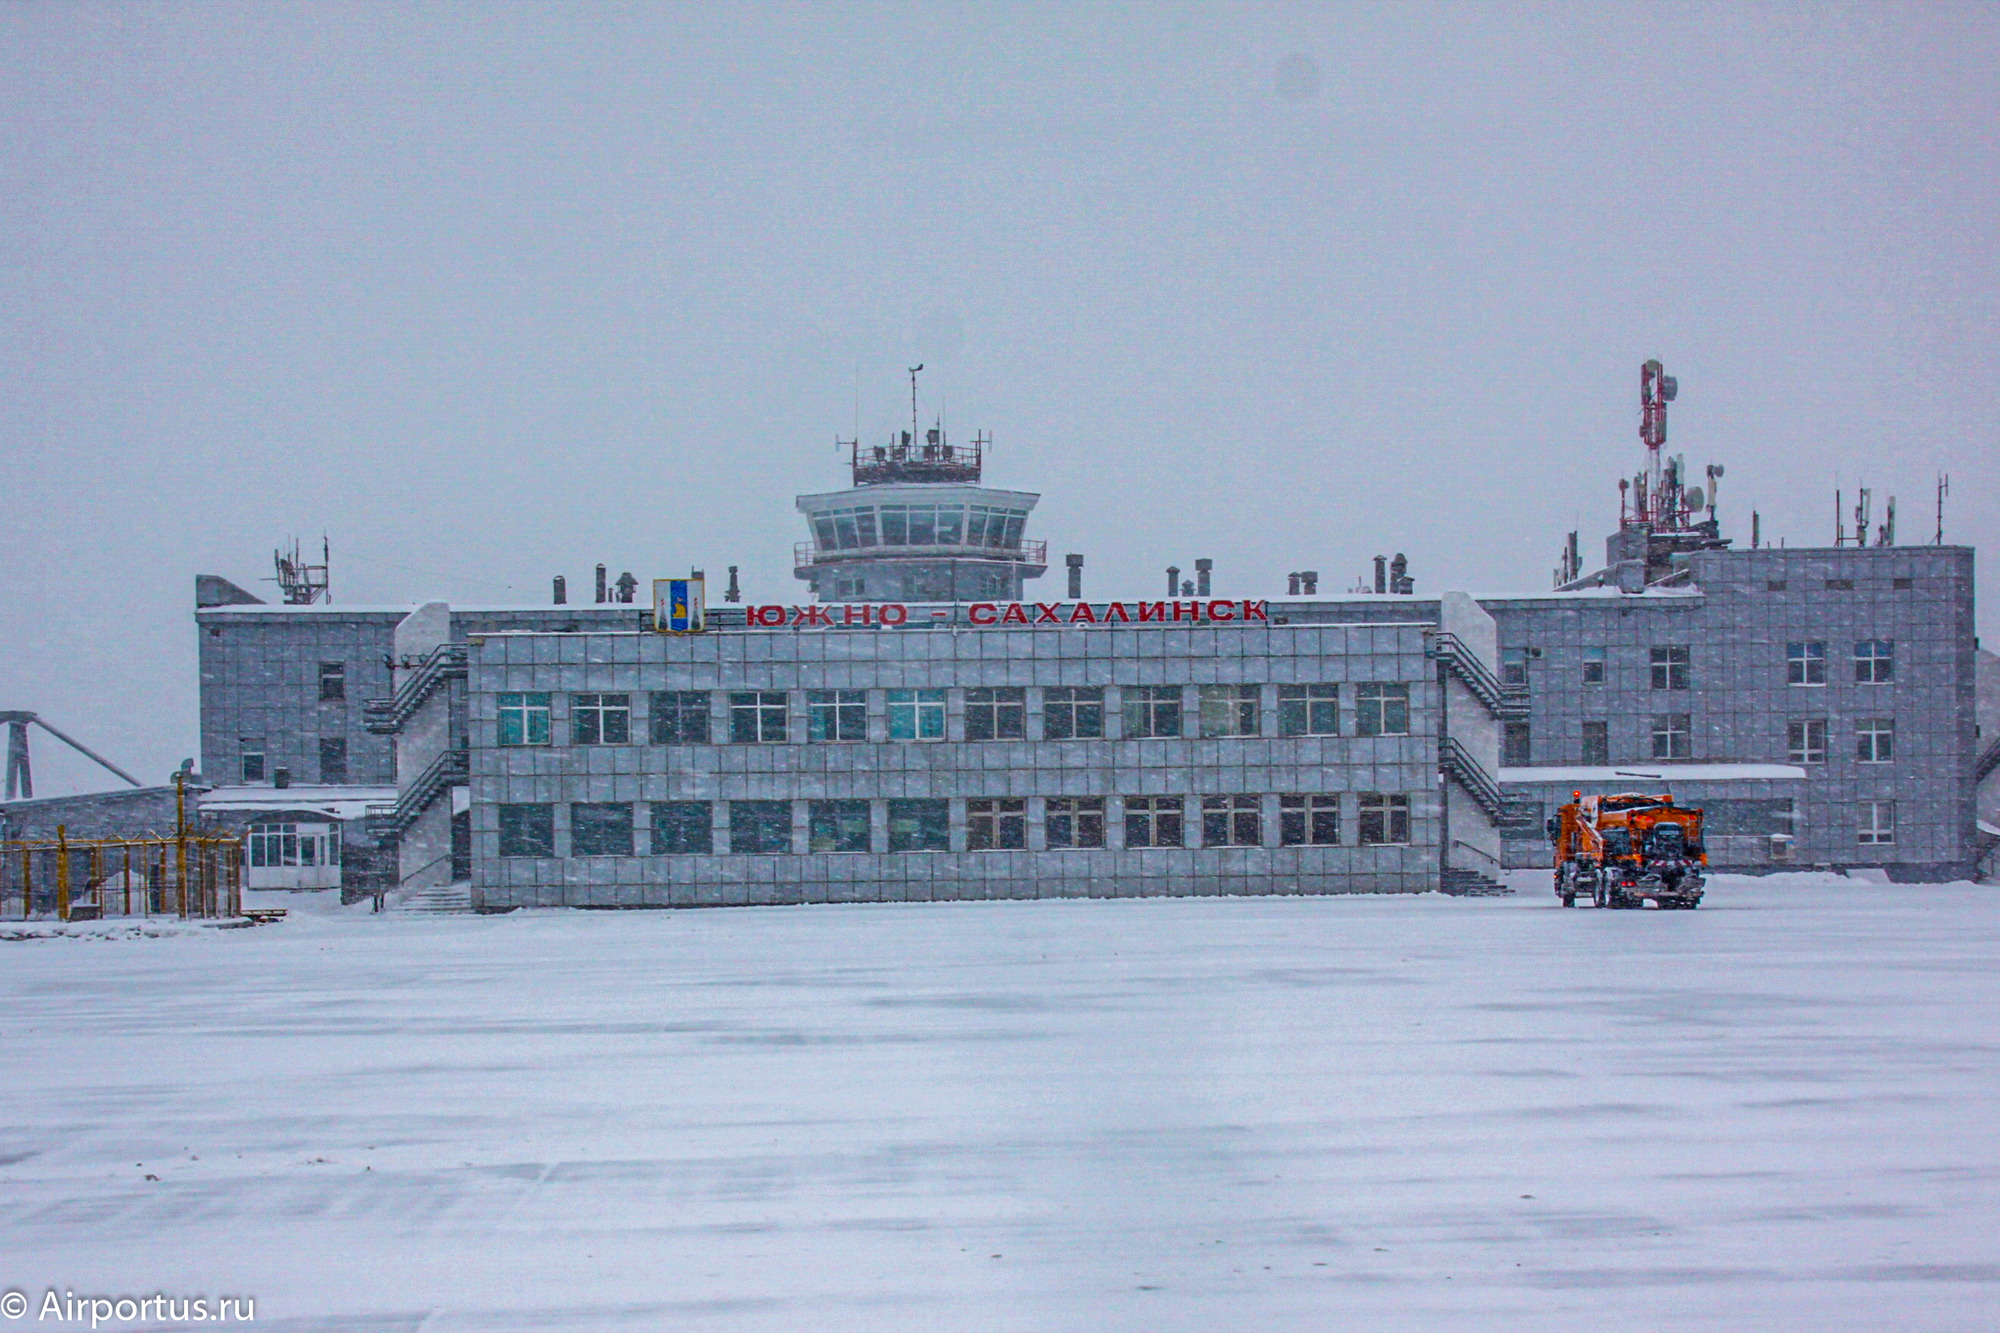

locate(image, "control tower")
[[793, 379, 1047, 603]]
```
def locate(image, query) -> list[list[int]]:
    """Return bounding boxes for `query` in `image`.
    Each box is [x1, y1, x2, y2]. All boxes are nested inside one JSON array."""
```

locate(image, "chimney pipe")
[[1373, 555, 1387, 594], [594, 563, 607, 604], [273, 767, 290, 789], [726, 566, 741, 603], [1195, 558, 1212, 596], [1181, 580, 1195, 597], [616, 571, 637, 604], [1390, 552, 1411, 594], [1301, 570, 1318, 595], [1065, 553, 1084, 600], [1166, 565, 1180, 597], [1287, 572, 1301, 596], [552, 575, 567, 605]]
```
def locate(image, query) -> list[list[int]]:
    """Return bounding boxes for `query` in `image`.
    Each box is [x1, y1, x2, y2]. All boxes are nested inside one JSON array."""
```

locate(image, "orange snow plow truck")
[[1548, 792, 1707, 909]]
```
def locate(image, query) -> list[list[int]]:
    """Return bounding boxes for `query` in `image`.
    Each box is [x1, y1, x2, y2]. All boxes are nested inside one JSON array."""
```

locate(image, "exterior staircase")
[[393, 881, 473, 914], [1439, 867, 1513, 897]]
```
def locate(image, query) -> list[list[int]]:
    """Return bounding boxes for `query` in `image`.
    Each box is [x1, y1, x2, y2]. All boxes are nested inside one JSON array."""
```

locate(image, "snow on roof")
[[1501, 764, 1807, 785], [198, 785, 396, 820]]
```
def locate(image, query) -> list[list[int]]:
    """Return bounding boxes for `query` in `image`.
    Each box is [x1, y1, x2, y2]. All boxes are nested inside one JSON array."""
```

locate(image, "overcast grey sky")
[[6, 2, 1996, 795]]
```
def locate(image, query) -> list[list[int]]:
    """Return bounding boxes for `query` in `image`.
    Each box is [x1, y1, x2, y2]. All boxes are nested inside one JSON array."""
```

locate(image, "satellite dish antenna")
[[1684, 487, 1705, 510]]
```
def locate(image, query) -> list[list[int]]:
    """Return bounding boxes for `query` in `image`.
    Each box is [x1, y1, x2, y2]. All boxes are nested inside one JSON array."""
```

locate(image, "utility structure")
[[1558, 360, 1729, 589], [2, 712, 145, 802], [273, 538, 330, 605]]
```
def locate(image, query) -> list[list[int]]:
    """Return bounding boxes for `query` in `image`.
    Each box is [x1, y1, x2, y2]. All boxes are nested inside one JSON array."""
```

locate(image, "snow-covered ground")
[[3, 874, 1997, 1332]]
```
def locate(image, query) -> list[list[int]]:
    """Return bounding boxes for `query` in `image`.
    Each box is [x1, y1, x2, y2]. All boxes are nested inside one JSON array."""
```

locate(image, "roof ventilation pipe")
[[1195, 559, 1212, 596], [1066, 554, 1084, 600], [1166, 566, 1180, 598]]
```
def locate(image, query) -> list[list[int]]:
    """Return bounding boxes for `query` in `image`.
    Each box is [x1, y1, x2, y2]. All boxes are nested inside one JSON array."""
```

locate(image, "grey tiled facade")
[[1488, 544, 1978, 878], [465, 602, 1498, 908]]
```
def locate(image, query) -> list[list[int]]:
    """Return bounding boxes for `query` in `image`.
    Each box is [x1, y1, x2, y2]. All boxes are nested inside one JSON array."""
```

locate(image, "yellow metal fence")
[[1, 828, 243, 921]]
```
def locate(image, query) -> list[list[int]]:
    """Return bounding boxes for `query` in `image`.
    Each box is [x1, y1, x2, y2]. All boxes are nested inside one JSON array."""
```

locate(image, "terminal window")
[[1650, 645, 1691, 691], [808, 799, 870, 853], [1201, 794, 1261, 847], [1854, 640, 1895, 683], [1787, 718, 1827, 764], [1280, 794, 1341, 846], [1786, 641, 1827, 685], [570, 802, 634, 856], [239, 738, 266, 784], [1858, 800, 1896, 845], [318, 661, 346, 702], [1123, 685, 1183, 739], [1856, 718, 1895, 763], [1044, 797, 1105, 848], [1277, 684, 1339, 737], [1500, 648, 1529, 687], [498, 803, 554, 857], [965, 687, 1027, 741], [1503, 723, 1532, 767], [1355, 683, 1410, 737], [572, 694, 631, 745], [650, 691, 711, 745], [966, 798, 1027, 850], [1357, 793, 1411, 845], [807, 690, 867, 742], [497, 693, 552, 746], [887, 799, 949, 852], [1651, 713, 1692, 759], [729, 692, 789, 744], [1042, 686, 1104, 740], [1199, 685, 1261, 738], [1581, 720, 1609, 765], [886, 689, 945, 740], [649, 801, 713, 854], [1581, 647, 1606, 685], [1124, 796, 1184, 848], [729, 800, 793, 853]]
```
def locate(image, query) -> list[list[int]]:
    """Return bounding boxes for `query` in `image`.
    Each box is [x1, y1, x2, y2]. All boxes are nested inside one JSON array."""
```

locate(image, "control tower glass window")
[[650, 691, 711, 745], [571, 694, 630, 746]]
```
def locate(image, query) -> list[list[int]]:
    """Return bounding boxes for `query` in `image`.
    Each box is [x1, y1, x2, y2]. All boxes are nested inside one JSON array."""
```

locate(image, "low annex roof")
[[1500, 764, 1808, 785], [198, 785, 396, 821]]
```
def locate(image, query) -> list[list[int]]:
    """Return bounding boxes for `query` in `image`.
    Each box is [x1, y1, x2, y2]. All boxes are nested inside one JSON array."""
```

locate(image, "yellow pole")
[[122, 845, 132, 916], [175, 776, 188, 919], [56, 824, 70, 922], [18, 845, 28, 919]]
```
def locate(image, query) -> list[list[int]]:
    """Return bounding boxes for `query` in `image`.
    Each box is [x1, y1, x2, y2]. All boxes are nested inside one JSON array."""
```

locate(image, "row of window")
[[497, 684, 1413, 747], [1498, 641, 1898, 689], [496, 792, 1415, 857], [810, 503, 1030, 553], [1501, 714, 1901, 766], [238, 737, 349, 785]]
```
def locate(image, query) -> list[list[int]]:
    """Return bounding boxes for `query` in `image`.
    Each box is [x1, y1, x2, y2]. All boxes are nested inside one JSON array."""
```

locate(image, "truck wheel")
[[1561, 894, 1575, 908]]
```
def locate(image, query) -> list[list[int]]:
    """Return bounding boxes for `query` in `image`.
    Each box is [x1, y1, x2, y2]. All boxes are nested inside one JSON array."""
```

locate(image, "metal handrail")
[[1976, 736, 2000, 784], [375, 749, 468, 837], [363, 643, 468, 735], [1439, 735, 1506, 821], [794, 539, 1048, 568], [1426, 632, 1530, 719]]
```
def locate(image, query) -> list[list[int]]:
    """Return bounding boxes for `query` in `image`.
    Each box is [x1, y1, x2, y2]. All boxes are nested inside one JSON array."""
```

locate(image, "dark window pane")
[[809, 799, 870, 852], [499, 803, 555, 857], [649, 801, 712, 854], [887, 799, 949, 851], [570, 802, 634, 856], [729, 800, 793, 853]]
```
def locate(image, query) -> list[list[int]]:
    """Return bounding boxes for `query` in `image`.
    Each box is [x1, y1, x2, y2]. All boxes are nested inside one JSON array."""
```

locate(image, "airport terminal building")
[[191, 383, 1986, 904]]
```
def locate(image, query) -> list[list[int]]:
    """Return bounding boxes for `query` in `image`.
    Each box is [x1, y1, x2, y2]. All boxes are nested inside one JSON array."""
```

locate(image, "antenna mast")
[[908, 364, 923, 445]]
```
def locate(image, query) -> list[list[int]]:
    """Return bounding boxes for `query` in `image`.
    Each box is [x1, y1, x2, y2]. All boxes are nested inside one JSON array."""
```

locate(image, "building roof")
[[198, 785, 396, 820], [1501, 764, 1807, 785]]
